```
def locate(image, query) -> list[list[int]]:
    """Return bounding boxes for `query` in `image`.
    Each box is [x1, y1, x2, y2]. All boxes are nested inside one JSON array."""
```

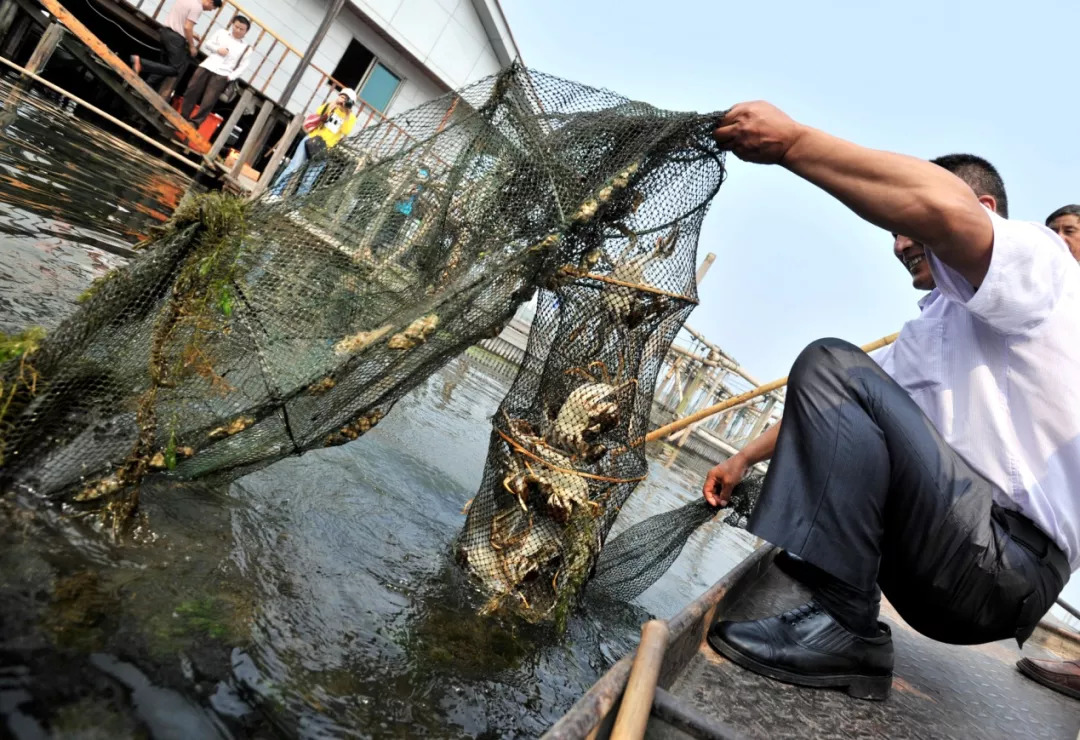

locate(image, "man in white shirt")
[[701, 102, 1077, 701], [131, 0, 221, 90], [179, 15, 251, 126]]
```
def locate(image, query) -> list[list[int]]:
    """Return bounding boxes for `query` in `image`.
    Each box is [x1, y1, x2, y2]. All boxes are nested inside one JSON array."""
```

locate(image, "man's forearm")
[[734, 420, 781, 467], [781, 127, 992, 285], [184, 21, 197, 49]]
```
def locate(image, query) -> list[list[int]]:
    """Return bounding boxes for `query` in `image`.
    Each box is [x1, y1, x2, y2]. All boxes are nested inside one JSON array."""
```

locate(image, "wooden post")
[[747, 394, 778, 441], [0, 0, 20, 47], [249, 111, 302, 199], [1, 12, 29, 57], [24, 21, 64, 74], [229, 97, 273, 181], [673, 361, 710, 417], [695, 252, 715, 286], [205, 87, 254, 163], [277, 0, 345, 108], [610, 620, 669, 740]]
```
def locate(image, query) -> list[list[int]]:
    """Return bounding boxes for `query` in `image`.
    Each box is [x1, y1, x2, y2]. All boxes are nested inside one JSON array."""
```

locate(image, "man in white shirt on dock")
[[131, 0, 222, 91], [179, 15, 251, 126], [701, 102, 1077, 701]]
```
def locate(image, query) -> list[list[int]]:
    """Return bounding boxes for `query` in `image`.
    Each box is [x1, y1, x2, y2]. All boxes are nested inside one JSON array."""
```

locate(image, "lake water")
[[0, 78, 758, 738]]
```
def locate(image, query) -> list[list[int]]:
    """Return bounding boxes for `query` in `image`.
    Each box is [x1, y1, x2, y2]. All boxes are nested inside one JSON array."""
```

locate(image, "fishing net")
[[453, 104, 726, 625], [0, 63, 731, 621], [588, 475, 764, 602]]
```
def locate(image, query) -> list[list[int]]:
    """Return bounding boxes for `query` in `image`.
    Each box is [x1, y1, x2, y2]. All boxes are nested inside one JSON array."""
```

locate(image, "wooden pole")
[[277, 0, 346, 108], [695, 252, 715, 286], [610, 620, 669, 740], [229, 98, 273, 180], [249, 111, 302, 199], [646, 332, 899, 443], [0, 0, 19, 43], [205, 87, 255, 163], [24, 20, 63, 74], [0, 54, 197, 174]]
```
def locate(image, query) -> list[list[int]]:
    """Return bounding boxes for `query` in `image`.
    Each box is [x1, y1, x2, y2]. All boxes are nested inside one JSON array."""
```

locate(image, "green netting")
[[0, 63, 732, 622]]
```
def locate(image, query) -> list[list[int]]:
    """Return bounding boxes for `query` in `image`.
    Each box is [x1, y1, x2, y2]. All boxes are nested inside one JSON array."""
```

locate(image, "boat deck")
[[650, 563, 1080, 739]]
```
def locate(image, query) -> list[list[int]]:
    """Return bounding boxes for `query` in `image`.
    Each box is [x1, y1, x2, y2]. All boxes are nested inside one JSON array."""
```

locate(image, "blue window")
[[359, 63, 400, 112]]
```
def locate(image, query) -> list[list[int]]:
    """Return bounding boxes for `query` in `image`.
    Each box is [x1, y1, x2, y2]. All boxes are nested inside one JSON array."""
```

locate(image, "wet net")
[[453, 94, 727, 625], [588, 475, 763, 602], [0, 63, 730, 620]]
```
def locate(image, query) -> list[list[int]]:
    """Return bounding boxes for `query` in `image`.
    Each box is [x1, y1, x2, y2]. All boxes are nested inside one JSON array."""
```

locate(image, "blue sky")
[[501, 0, 1080, 380]]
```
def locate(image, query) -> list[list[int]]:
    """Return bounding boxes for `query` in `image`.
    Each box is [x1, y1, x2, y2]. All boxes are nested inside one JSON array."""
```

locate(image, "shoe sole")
[[707, 630, 892, 701], [1017, 661, 1080, 700]]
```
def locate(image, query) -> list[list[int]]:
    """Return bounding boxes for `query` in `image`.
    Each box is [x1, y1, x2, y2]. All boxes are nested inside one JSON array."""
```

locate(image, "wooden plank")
[[611, 620, 669, 740], [0, 0, 20, 44], [228, 97, 272, 179], [205, 86, 254, 163], [60, 34, 174, 136], [35, 0, 210, 151], [248, 111, 300, 199], [24, 21, 64, 74]]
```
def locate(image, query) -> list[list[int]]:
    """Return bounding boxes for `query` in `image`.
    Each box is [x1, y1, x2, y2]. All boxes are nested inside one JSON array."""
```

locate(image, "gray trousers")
[[750, 338, 1068, 645], [180, 67, 229, 125]]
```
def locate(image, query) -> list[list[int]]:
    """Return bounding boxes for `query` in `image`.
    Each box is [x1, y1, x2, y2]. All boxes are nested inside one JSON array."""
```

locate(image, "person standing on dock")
[[701, 102, 1078, 701], [268, 88, 358, 198], [130, 0, 223, 91], [179, 15, 251, 127]]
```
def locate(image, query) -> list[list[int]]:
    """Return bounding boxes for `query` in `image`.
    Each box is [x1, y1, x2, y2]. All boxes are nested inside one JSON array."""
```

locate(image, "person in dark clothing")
[[131, 0, 221, 90], [701, 102, 1078, 701]]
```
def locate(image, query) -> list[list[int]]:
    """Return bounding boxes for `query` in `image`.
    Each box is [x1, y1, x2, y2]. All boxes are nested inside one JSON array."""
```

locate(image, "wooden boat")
[[545, 546, 1080, 739]]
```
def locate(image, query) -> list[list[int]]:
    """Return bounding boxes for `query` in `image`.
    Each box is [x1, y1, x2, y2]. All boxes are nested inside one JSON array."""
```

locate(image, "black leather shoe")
[[707, 601, 894, 701]]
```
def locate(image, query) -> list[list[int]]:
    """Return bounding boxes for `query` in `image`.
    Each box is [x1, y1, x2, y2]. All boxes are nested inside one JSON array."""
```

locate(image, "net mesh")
[[0, 63, 731, 621]]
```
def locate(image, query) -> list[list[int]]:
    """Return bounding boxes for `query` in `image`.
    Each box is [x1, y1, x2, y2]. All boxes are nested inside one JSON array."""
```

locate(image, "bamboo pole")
[[646, 332, 899, 443], [0, 54, 196, 174], [610, 620, 669, 740]]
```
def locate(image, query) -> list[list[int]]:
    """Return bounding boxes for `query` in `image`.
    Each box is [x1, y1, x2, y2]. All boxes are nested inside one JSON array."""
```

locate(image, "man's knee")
[[788, 337, 867, 391]]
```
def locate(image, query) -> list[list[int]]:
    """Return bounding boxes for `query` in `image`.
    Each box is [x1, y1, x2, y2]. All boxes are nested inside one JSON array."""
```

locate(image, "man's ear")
[[977, 194, 999, 215]]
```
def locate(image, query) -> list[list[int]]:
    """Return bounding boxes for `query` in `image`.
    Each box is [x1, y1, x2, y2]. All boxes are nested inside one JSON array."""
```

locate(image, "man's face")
[[893, 233, 935, 290], [201, 0, 215, 9], [231, 21, 249, 39], [1048, 214, 1080, 261]]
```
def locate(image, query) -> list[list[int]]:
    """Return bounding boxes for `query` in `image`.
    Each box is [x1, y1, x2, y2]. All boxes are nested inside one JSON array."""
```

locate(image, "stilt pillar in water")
[[24, 21, 64, 74]]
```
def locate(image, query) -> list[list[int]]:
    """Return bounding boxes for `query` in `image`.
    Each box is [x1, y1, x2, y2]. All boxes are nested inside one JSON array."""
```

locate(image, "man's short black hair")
[[1046, 204, 1080, 227], [930, 153, 1008, 219], [212, 0, 222, 8]]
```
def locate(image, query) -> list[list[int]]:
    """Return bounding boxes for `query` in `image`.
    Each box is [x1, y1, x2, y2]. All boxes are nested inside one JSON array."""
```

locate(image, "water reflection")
[[0, 75, 189, 333]]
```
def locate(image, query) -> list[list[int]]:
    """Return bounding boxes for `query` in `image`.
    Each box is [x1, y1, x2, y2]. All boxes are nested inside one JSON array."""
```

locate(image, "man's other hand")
[[703, 453, 749, 508]]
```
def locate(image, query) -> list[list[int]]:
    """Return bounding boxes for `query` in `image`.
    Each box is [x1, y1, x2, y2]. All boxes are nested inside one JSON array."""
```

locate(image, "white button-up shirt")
[[874, 210, 1080, 571], [197, 28, 250, 81]]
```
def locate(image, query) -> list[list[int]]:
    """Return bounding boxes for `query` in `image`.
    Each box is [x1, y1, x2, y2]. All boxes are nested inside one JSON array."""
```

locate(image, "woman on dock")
[[268, 88, 358, 198], [701, 101, 1078, 701]]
